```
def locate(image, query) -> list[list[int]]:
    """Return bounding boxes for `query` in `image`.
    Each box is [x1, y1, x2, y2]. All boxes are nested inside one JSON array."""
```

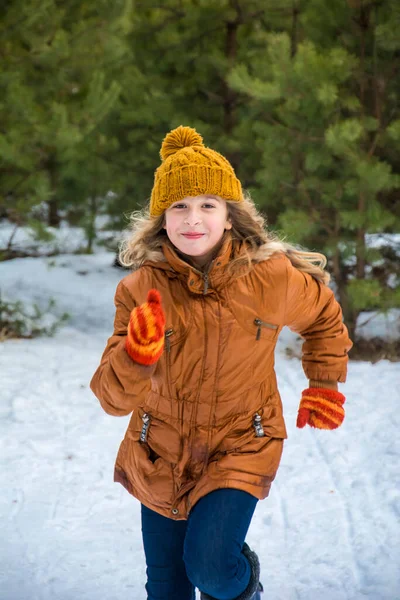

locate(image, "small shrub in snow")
[[0, 293, 69, 341], [27, 219, 56, 244]]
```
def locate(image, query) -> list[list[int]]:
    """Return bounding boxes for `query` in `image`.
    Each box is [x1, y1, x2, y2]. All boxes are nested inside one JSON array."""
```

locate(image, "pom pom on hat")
[[160, 125, 204, 161], [146, 289, 162, 304]]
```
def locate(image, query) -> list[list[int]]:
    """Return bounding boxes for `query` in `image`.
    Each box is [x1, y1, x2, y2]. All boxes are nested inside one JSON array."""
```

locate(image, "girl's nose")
[[184, 209, 202, 226]]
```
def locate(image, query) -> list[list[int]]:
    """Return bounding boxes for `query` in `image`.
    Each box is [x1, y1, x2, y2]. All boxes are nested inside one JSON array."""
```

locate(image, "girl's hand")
[[297, 388, 346, 429], [125, 289, 166, 365]]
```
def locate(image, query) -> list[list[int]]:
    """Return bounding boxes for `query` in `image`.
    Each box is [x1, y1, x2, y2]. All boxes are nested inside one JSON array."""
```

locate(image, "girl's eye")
[[173, 204, 186, 209], [203, 203, 216, 209]]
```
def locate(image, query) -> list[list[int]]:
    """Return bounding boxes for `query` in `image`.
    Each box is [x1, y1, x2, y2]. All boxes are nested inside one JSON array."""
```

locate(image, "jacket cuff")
[[309, 379, 338, 391]]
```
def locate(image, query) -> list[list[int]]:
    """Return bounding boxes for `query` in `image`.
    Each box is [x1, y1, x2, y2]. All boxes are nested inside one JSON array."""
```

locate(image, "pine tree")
[[2, 0, 398, 347], [102, 0, 298, 227], [0, 0, 128, 236], [227, 0, 400, 337]]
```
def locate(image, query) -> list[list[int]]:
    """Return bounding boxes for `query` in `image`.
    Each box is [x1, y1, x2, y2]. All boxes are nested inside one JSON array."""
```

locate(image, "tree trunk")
[[356, 194, 366, 280], [86, 195, 97, 254], [47, 157, 61, 227], [332, 243, 358, 344], [290, 1, 299, 58], [223, 19, 237, 136], [48, 197, 60, 227], [355, 3, 370, 280], [222, 7, 239, 170]]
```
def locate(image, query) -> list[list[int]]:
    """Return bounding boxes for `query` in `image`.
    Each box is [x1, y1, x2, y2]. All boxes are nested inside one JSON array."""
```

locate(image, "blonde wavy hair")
[[119, 193, 330, 285]]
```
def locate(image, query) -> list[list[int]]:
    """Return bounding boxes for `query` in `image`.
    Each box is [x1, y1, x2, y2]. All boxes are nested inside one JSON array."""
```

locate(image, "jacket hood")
[[141, 232, 289, 295], [145, 229, 287, 263]]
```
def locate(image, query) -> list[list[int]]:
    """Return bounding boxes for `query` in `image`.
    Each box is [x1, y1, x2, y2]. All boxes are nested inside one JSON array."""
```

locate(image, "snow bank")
[[1, 241, 399, 600]]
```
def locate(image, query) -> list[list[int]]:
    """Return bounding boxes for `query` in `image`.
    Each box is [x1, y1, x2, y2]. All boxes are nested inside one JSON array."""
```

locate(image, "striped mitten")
[[297, 388, 346, 430], [125, 289, 166, 365]]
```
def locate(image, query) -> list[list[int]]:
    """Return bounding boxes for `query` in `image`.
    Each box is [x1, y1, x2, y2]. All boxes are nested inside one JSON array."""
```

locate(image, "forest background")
[[1, 0, 399, 356]]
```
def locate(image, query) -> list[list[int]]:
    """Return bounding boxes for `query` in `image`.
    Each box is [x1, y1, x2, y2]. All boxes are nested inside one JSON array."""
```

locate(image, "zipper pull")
[[140, 413, 151, 443], [203, 273, 209, 295], [254, 318, 278, 340], [254, 318, 262, 341], [165, 328, 174, 352], [253, 413, 265, 437]]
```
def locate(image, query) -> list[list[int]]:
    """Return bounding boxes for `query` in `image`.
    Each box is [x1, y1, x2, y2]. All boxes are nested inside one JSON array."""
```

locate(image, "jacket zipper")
[[188, 296, 208, 456], [253, 412, 265, 437], [254, 318, 278, 341], [203, 273, 209, 294], [202, 260, 214, 294], [165, 328, 174, 353], [165, 328, 175, 402], [140, 413, 151, 443]]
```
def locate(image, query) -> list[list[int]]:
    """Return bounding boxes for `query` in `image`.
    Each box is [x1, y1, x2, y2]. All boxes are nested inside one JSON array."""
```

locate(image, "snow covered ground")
[[1, 251, 400, 600]]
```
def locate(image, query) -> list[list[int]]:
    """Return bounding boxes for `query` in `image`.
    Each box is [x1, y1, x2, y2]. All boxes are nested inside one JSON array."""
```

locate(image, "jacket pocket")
[[127, 407, 182, 465], [251, 317, 279, 381], [163, 300, 195, 349], [118, 436, 175, 507], [254, 318, 279, 342], [216, 408, 267, 455], [215, 436, 284, 481], [214, 409, 284, 480], [226, 288, 280, 343], [165, 328, 175, 399], [214, 396, 287, 456], [162, 324, 190, 394]]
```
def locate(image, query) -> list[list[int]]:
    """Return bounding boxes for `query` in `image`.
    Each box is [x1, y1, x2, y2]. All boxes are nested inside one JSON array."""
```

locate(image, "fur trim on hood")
[[136, 233, 288, 269]]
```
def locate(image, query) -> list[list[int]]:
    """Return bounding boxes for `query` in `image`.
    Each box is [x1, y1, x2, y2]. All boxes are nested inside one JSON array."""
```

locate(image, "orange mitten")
[[125, 289, 166, 365], [297, 388, 346, 430]]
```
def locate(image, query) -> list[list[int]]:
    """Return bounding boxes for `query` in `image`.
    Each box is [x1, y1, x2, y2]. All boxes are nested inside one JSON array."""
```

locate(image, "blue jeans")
[[141, 488, 258, 600]]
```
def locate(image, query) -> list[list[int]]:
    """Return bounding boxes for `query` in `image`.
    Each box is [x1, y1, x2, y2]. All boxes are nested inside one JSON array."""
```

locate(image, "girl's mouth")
[[181, 233, 205, 239]]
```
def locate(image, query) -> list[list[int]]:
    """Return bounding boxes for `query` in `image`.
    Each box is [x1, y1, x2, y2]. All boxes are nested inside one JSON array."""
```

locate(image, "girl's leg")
[[184, 489, 259, 600], [141, 503, 195, 600]]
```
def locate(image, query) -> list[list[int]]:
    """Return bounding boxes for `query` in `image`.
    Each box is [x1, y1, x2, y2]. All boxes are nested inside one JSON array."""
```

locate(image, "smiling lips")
[[181, 232, 205, 239]]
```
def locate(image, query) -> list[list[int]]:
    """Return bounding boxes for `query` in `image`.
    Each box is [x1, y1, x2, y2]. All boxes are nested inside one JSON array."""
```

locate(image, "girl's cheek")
[[166, 215, 179, 229]]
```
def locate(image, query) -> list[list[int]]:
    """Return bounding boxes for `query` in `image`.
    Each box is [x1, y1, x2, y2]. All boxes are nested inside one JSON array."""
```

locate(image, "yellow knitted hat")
[[150, 125, 243, 216]]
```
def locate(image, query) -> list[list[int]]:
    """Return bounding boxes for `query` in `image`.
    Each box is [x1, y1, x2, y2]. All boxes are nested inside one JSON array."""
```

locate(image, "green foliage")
[[1, 0, 399, 340], [26, 219, 56, 243], [277, 208, 318, 245], [0, 292, 69, 340], [0, 0, 126, 229], [347, 279, 383, 312], [349, 274, 400, 314], [225, 0, 399, 332]]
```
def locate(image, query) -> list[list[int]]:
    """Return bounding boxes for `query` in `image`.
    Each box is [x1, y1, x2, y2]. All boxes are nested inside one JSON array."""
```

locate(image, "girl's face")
[[164, 195, 232, 266]]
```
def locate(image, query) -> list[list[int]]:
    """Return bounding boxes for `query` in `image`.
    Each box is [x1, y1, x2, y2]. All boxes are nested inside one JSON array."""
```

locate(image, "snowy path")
[[1, 253, 399, 600]]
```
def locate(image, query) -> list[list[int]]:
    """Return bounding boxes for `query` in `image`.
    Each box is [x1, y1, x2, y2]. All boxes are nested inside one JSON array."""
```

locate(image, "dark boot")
[[254, 581, 263, 600], [200, 542, 262, 600]]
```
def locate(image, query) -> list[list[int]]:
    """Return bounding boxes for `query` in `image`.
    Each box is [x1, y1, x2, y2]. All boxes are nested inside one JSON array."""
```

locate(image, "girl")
[[90, 126, 352, 600]]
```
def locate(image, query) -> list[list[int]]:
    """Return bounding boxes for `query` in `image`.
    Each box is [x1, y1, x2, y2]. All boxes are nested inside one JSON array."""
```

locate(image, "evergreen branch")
[[7, 172, 35, 193], [149, 5, 186, 18], [67, 21, 108, 46], [102, 23, 227, 71], [262, 113, 324, 142], [0, 15, 32, 38], [368, 131, 381, 157]]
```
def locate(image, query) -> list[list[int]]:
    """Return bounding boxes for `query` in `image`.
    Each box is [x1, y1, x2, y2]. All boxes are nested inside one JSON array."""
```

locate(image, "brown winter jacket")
[[90, 235, 352, 520]]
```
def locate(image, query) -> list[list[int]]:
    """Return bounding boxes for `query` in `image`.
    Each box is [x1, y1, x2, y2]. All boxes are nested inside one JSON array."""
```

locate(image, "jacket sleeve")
[[90, 280, 154, 416], [284, 258, 352, 386]]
